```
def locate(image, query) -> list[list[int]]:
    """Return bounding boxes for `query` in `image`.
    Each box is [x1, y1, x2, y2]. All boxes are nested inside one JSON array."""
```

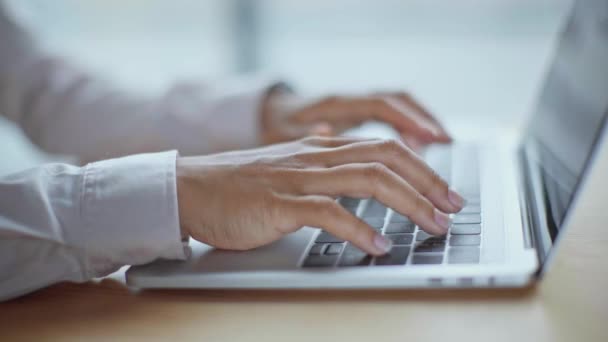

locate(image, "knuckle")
[[314, 198, 340, 217], [362, 163, 391, 193], [272, 195, 305, 234], [291, 151, 312, 163], [373, 139, 410, 166], [377, 139, 403, 155], [292, 151, 327, 168], [400, 91, 412, 99], [364, 162, 390, 181], [241, 161, 269, 177], [370, 97, 387, 108], [308, 195, 331, 209]]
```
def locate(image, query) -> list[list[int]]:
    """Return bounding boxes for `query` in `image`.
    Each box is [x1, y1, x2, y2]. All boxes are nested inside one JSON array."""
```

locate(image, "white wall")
[[0, 0, 573, 174]]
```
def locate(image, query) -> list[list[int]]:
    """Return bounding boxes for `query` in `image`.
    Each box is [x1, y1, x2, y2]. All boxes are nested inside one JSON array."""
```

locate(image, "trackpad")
[[130, 227, 315, 276]]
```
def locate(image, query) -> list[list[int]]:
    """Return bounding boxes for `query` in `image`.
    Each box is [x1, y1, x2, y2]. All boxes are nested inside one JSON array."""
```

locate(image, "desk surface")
[[1, 216, 607, 342]]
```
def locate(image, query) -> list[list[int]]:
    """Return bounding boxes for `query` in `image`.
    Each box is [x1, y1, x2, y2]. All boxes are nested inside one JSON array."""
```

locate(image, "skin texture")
[[177, 136, 465, 257]]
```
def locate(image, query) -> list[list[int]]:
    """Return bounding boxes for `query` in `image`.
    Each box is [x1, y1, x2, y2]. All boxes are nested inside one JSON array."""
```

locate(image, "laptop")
[[127, 0, 608, 290]]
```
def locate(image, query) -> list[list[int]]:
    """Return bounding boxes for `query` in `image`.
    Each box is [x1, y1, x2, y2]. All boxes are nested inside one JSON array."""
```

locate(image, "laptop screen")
[[525, 0, 608, 243]]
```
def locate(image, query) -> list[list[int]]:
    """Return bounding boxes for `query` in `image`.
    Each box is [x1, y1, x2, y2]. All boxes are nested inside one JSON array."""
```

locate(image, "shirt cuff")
[[160, 76, 285, 155], [80, 150, 187, 276]]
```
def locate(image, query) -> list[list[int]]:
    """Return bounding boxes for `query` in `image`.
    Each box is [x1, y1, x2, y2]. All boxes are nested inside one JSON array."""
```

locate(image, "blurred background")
[[0, 0, 572, 174]]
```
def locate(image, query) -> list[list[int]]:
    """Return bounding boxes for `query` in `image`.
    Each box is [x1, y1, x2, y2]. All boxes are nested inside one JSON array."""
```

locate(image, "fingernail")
[[434, 209, 451, 231], [373, 234, 393, 254], [422, 126, 438, 138], [430, 126, 442, 137], [448, 188, 465, 210]]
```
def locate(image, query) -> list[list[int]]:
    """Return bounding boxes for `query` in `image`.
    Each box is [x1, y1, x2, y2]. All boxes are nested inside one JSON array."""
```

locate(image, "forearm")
[[0, 151, 187, 301], [1, 53, 276, 162], [0, 4, 277, 163]]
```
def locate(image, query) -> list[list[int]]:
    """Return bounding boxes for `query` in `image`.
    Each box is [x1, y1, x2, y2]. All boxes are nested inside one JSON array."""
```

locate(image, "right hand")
[[176, 136, 464, 256]]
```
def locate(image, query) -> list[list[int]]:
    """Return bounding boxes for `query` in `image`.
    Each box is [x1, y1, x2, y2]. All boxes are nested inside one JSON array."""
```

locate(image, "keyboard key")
[[363, 199, 387, 218], [338, 244, 372, 267], [362, 217, 385, 228], [412, 254, 443, 265], [344, 206, 357, 215], [390, 212, 411, 223], [385, 221, 415, 234], [340, 197, 360, 208], [315, 231, 344, 243], [465, 197, 481, 205], [448, 247, 480, 264], [414, 238, 446, 253], [385, 233, 413, 245], [326, 243, 344, 255], [416, 231, 447, 241], [450, 224, 481, 235], [308, 243, 326, 255], [339, 198, 359, 215], [450, 235, 481, 246], [460, 204, 481, 214], [453, 214, 481, 224], [302, 255, 339, 267], [375, 246, 410, 265]]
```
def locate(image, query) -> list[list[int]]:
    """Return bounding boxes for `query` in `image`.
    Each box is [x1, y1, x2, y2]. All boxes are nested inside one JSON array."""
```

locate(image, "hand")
[[177, 136, 464, 256], [261, 89, 452, 151]]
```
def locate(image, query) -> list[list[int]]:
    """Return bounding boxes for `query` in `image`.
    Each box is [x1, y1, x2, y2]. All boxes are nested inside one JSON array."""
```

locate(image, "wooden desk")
[[1, 221, 607, 342]]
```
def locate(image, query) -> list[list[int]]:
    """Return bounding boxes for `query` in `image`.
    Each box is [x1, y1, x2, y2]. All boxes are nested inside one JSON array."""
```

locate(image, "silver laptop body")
[[127, 0, 608, 290]]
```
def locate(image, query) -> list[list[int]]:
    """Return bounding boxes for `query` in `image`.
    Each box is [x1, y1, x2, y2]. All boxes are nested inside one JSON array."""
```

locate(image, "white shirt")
[[0, 4, 275, 300]]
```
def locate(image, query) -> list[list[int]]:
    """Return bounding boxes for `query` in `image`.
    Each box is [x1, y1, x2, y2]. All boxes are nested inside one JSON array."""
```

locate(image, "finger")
[[381, 96, 451, 144], [308, 122, 334, 136], [350, 97, 449, 143], [292, 96, 434, 140], [280, 194, 392, 256], [370, 92, 451, 143], [283, 163, 452, 236], [391, 92, 452, 142], [300, 139, 464, 213], [402, 135, 425, 154], [301, 135, 379, 148]]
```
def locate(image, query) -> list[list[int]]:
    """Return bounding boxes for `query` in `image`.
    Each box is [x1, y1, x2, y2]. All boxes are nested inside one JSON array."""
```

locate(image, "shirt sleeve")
[[0, 3, 279, 163], [0, 150, 187, 301]]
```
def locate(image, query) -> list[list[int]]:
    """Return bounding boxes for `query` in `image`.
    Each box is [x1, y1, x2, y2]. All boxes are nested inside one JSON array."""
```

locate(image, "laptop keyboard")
[[302, 145, 482, 268]]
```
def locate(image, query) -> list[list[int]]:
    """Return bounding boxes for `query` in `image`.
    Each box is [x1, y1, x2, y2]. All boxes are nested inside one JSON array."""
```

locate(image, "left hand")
[[261, 89, 452, 151]]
